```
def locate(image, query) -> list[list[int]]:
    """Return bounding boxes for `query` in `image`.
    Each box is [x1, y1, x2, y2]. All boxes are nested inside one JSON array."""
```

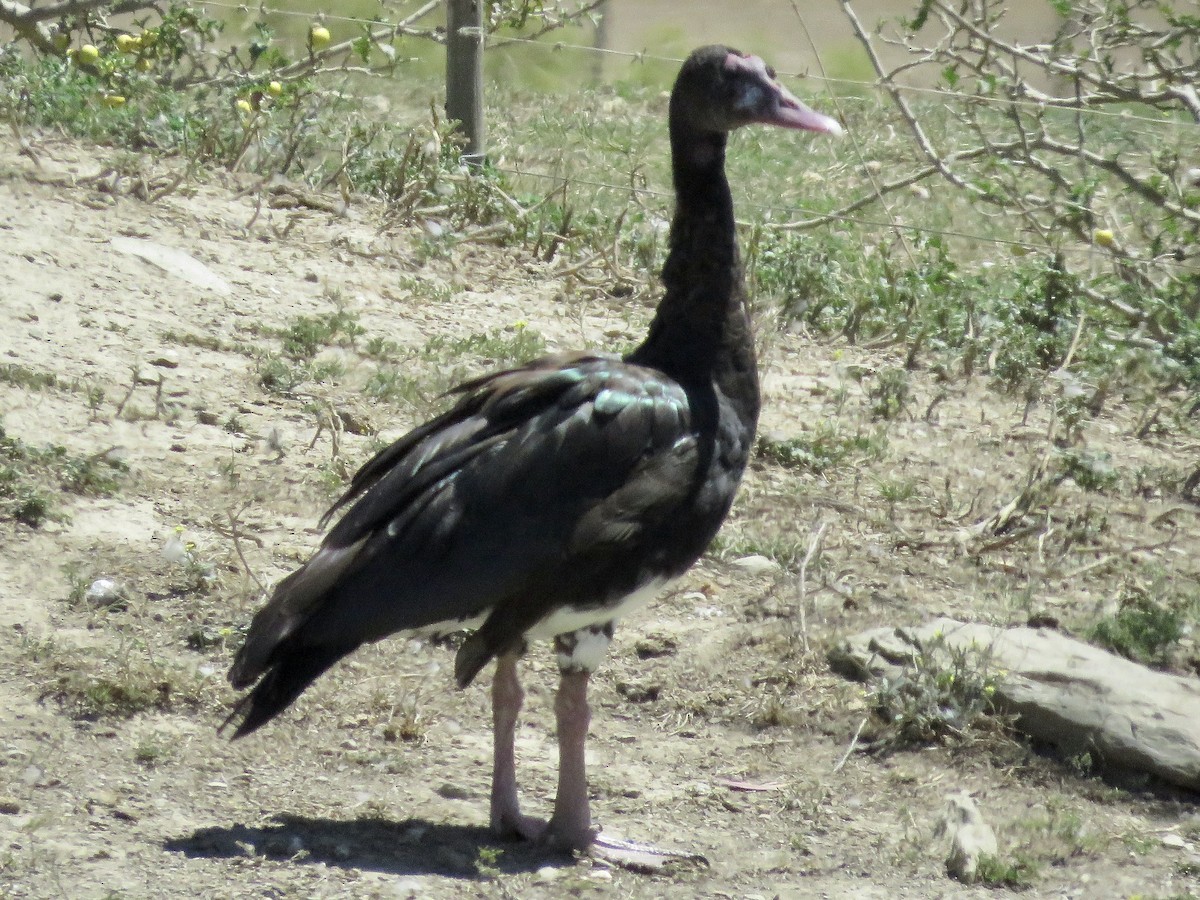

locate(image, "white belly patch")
[[526, 578, 672, 641]]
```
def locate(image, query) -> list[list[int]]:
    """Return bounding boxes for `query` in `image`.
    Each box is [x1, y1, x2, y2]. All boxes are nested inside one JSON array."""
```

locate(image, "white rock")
[[937, 791, 998, 883], [732, 554, 779, 575], [85, 578, 124, 608]]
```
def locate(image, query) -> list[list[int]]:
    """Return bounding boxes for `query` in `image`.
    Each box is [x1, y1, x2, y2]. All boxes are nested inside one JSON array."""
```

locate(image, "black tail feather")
[[221, 643, 355, 739]]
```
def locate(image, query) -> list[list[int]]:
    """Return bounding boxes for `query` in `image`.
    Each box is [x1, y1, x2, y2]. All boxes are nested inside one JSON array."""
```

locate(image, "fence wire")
[[178, 1, 1199, 273]]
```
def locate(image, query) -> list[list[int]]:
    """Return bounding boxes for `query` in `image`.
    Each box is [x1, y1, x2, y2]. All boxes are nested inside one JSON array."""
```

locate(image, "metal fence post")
[[446, 0, 485, 165]]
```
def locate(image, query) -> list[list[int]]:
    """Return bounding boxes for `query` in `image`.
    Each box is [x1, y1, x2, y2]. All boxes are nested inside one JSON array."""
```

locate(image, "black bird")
[[225, 44, 841, 858]]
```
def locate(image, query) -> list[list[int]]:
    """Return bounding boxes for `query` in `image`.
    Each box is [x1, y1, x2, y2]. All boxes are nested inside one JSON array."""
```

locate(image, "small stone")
[[89, 788, 119, 808], [337, 409, 373, 436], [85, 579, 126, 609], [616, 680, 662, 703], [732, 554, 779, 575], [0, 797, 21, 814], [534, 865, 562, 882], [1162, 833, 1187, 849], [938, 792, 997, 884], [634, 634, 677, 659], [435, 782, 472, 801]]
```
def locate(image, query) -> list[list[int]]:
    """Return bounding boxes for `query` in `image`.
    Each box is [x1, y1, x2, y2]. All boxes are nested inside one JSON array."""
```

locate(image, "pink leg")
[[543, 669, 597, 850], [489, 653, 545, 841]]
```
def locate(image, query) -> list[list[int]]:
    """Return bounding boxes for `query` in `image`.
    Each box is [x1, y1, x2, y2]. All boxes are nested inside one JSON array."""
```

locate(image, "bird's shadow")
[[164, 814, 565, 878]]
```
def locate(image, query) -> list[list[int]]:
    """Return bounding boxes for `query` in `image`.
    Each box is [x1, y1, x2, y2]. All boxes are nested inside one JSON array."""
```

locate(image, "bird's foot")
[[493, 809, 706, 871], [492, 810, 597, 852], [490, 807, 550, 844]]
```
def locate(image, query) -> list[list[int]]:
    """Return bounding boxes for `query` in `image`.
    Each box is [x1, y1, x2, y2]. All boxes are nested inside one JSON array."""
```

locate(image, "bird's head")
[[671, 44, 843, 138]]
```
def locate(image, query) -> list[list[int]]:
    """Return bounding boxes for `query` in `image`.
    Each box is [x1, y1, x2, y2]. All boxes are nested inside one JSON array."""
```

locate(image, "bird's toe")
[[589, 833, 709, 872]]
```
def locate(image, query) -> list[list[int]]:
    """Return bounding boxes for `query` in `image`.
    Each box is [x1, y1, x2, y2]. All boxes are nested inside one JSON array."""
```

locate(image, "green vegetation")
[[1088, 580, 1200, 668], [868, 628, 1004, 750], [0, 426, 127, 526], [280, 310, 364, 361], [974, 851, 1041, 889], [756, 424, 889, 475], [27, 637, 203, 721]]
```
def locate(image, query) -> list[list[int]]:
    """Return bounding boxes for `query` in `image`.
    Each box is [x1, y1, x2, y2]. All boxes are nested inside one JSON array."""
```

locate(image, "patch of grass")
[[1123, 832, 1159, 855], [0, 364, 106, 412], [473, 845, 504, 880], [45, 663, 185, 720], [280, 310, 364, 361], [975, 851, 1041, 889], [712, 529, 804, 568], [364, 335, 404, 362], [421, 323, 546, 368], [160, 330, 236, 353], [26, 635, 204, 721], [256, 356, 303, 393], [364, 369, 427, 407], [133, 738, 175, 768], [756, 423, 889, 475], [1015, 804, 1107, 861], [0, 363, 60, 392], [1088, 581, 1199, 667], [0, 426, 127, 526], [1055, 448, 1119, 493], [875, 476, 918, 506], [867, 628, 1004, 750], [867, 367, 911, 421]]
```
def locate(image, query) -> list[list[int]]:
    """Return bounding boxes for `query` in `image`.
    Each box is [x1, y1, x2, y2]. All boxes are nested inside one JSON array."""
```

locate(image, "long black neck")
[[627, 120, 760, 433]]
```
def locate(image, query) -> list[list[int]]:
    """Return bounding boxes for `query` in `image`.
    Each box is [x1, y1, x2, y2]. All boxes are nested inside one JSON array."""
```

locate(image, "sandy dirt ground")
[[2, 133, 1200, 900]]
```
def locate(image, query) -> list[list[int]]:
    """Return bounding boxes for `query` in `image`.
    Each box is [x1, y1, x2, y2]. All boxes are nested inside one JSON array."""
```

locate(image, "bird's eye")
[[766, 65, 777, 80]]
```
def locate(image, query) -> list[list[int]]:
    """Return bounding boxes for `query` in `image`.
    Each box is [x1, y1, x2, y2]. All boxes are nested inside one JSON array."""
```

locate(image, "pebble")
[[88, 788, 119, 808], [0, 796, 21, 815], [435, 782, 472, 800], [732, 554, 779, 575], [1161, 833, 1188, 849], [85, 578, 126, 609], [938, 792, 997, 884]]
